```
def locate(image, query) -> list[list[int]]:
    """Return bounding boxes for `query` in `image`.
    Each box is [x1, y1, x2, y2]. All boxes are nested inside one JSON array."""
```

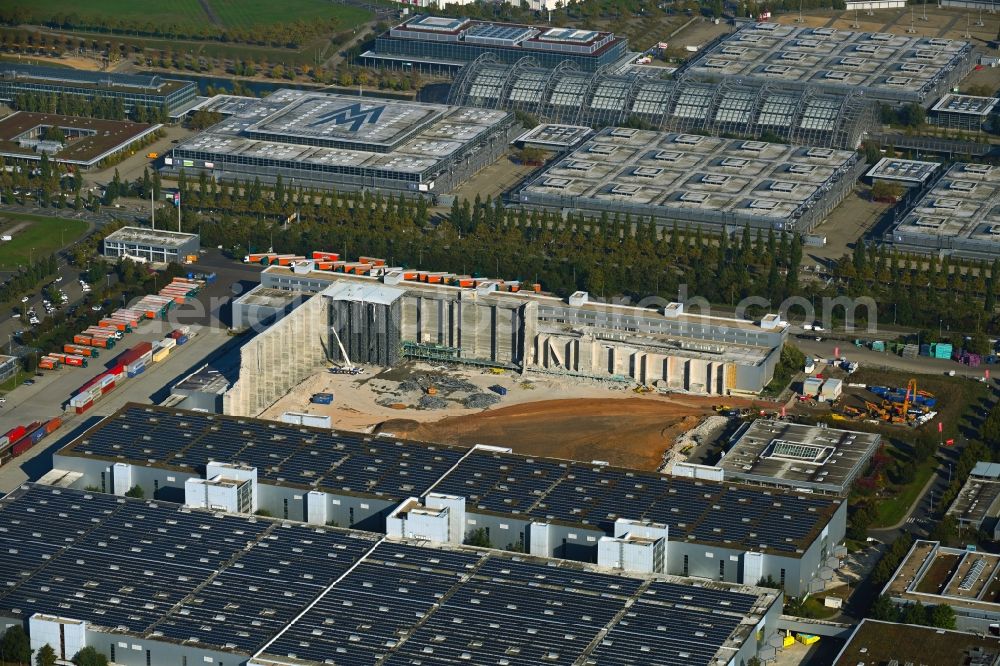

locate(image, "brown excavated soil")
[[378, 395, 754, 471]]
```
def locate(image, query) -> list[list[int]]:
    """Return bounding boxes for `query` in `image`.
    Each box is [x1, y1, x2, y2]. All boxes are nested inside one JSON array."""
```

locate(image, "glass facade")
[[371, 34, 627, 72]]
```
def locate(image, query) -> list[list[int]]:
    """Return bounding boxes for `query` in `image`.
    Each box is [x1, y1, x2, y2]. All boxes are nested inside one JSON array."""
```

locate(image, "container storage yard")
[[515, 128, 865, 233]]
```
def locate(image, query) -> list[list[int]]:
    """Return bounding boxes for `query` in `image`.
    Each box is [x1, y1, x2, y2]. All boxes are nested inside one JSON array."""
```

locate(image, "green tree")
[[35, 644, 57, 666], [870, 595, 898, 621], [901, 601, 928, 625], [464, 528, 491, 548], [72, 646, 109, 666], [1, 625, 32, 665], [124, 485, 144, 498], [928, 604, 957, 629]]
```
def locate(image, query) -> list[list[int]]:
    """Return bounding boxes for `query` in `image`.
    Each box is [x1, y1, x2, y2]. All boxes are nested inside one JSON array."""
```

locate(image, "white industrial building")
[[51, 403, 848, 597]]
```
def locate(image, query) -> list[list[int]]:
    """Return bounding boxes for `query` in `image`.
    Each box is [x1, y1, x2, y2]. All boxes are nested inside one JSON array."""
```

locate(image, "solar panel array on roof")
[[0, 485, 777, 666], [1, 64, 168, 90], [431, 450, 838, 553], [68, 405, 468, 500], [258, 541, 767, 666], [0, 484, 380, 653]]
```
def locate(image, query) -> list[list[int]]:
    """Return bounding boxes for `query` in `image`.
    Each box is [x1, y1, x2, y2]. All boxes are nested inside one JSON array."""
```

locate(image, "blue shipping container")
[[30, 427, 46, 445], [176, 335, 188, 345], [489, 385, 507, 396], [311, 393, 334, 405]]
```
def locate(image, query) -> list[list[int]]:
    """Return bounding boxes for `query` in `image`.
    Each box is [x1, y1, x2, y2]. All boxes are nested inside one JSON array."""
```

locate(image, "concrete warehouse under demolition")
[[0, 484, 782, 666], [51, 403, 847, 597], [682, 23, 973, 107], [515, 128, 864, 233], [224, 265, 790, 415], [164, 90, 516, 193], [885, 162, 1000, 259]]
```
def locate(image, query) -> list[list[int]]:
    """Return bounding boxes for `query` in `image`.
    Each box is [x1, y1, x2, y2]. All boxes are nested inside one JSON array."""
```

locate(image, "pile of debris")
[[464, 393, 500, 409], [418, 395, 448, 410]]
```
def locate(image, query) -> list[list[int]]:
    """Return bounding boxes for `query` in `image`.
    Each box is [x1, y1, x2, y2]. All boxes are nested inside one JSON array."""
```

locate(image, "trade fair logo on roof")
[[308, 103, 386, 132]]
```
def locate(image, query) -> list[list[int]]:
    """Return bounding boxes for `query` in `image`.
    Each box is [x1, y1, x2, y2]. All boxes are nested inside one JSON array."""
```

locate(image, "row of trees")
[[167, 171, 1000, 338], [870, 597, 957, 629], [11, 92, 169, 124]]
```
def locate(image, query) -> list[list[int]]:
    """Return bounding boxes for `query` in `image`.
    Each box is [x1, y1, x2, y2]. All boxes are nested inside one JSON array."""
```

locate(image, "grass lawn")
[[11, 0, 371, 32], [8, 0, 209, 33], [209, 0, 372, 30], [0, 213, 88, 270], [871, 452, 937, 528]]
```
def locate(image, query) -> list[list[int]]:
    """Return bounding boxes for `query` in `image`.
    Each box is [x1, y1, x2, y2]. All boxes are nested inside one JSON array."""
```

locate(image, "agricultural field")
[[5, 0, 372, 33], [0, 213, 88, 269]]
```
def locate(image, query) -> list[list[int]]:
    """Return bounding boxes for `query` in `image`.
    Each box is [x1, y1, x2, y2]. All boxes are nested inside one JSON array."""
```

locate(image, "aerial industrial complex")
[[51, 403, 846, 597], [222, 265, 790, 414], [0, 112, 160, 168], [885, 162, 1000, 259], [0, 64, 198, 117], [165, 89, 516, 194], [834, 619, 1000, 665], [364, 15, 630, 72], [718, 420, 881, 496], [0, 483, 781, 666], [682, 24, 974, 107], [515, 128, 864, 232]]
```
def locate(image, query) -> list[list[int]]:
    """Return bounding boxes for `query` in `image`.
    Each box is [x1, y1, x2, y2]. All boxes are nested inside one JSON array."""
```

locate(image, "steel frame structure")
[[450, 56, 876, 148]]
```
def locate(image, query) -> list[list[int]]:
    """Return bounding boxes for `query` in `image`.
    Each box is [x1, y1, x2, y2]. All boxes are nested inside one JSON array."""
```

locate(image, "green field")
[[0, 214, 88, 269], [8, 0, 371, 31]]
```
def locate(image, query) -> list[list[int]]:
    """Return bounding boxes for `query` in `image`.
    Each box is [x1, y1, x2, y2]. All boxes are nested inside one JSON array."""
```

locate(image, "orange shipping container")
[[312, 251, 339, 261], [358, 256, 386, 267]]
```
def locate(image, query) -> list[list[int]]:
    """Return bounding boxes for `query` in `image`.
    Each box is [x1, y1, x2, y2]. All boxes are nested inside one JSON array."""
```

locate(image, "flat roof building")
[[883, 539, 1000, 633], [0, 112, 160, 167], [0, 354, 17, 385], [515, 123, 593, 150], [947, 461, 1000, 540], [0, 483, 783, 666], [165, 89, 516, 194], [931, 93, 998, 131], [682, 24, 974, 107], [0, 64, 198, 118], [718, 420, 881, 496], [102, 226, 199, 264], [866, 156, 941, 189], [885, 162, 1000, 259], [834, 619, 1000, 665], [516, 127, 865, 233], [52, 403, 847, 597], [364, 15, 629, 73]]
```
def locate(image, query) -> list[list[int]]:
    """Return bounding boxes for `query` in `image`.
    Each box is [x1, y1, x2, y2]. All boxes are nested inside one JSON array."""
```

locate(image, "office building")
[[834, 619, 1000, 665], [947, 461, 1000, 540], [0, 64, 198, 118], [364, 15, 629, 73], [102, 227, 200, 264], [0, 112, 161, 168]]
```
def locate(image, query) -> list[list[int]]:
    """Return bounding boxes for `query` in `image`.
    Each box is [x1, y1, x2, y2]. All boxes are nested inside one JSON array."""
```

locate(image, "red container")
[[101, 382, 115, 394], [313, 251, 340, 261], [12, 438, 34, 456], [75, 401, 93, 415], [169, 330, 183, 339], [3, 426, 27, 446]]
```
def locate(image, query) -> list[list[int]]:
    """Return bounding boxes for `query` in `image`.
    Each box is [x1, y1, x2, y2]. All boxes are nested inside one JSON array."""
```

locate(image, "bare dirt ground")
[[257, 361, 760, 470], [443, 154, 541, 212], [384, 399, 710, 470], [805, 189, 891, 266]]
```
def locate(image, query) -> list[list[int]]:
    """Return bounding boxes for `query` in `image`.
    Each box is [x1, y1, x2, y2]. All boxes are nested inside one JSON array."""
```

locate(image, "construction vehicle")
[[328, 326, 363, 375], [426, 386, 438, 396], [146, 152, 158, 159], [843, 405, 863, 418]]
